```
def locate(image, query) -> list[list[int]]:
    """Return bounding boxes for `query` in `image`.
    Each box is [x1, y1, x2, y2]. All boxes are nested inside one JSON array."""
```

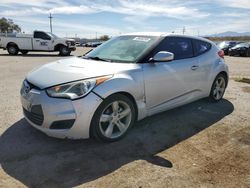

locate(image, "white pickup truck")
[[0, 31, 76, 56]]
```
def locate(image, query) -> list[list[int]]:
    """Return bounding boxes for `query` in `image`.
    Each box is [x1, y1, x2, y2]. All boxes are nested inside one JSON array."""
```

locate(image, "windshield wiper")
[[84, 56, 111, 62]]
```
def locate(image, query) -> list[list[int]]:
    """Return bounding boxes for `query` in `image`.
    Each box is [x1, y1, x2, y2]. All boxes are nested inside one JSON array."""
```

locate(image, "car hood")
[[26, 57, 140, 89], [66, 38, 75, 41], [231, 45, 248, 50]]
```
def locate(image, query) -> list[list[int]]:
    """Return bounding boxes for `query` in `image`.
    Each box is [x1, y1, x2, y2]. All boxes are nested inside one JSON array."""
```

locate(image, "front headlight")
[[46, 76, 112, 99], [66, 41, 71, 45]]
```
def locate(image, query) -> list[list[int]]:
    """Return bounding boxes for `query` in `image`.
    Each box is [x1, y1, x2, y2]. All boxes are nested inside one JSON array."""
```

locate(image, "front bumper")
[[69, 46, 76, 51], [222, 48, 229, 55], [21, 88, 103, 139]]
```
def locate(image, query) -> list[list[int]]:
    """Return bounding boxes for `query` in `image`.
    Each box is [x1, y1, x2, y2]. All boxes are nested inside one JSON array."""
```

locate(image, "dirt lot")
[[0, 48, 249, 188]]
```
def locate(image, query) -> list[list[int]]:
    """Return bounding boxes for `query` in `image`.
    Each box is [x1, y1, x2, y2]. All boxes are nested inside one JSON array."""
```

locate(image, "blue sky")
[[0, 0, 249, 38]]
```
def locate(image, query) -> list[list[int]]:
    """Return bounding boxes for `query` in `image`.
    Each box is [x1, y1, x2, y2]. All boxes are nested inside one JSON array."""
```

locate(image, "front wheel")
[[59, 46, 71, 56], [209, 74, 227, 102], [90, 94, 136, 142]]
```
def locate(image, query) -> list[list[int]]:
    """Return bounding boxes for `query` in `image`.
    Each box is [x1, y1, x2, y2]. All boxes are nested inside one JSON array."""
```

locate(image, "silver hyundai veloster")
[[20, 32, 228, 141]]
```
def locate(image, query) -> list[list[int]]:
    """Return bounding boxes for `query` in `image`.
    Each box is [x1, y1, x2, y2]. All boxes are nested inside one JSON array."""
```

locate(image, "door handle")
[[35, 40, 40, 42], [191, 65, 199, 70]]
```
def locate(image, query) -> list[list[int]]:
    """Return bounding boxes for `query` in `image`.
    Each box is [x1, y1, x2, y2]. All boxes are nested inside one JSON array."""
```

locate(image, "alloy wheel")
[[213, 76, 226, 100], [99, 100, 132, 139]]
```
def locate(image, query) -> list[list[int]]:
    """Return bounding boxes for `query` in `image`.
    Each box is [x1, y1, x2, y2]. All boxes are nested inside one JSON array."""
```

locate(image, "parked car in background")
[[0, 30, 76, 56], [217, 41, 241, 55], [75, 41, 81, 46], [84, 41, 103, 47], [20, 33, 228, 141], [228, 42, 250, 57]]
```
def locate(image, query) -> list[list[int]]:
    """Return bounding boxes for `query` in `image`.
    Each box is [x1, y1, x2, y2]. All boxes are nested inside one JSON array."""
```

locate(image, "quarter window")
[[193, 39, 211, 56]]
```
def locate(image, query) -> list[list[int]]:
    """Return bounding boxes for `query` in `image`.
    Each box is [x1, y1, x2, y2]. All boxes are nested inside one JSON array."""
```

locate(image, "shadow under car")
[[0, 99, 234, 187]]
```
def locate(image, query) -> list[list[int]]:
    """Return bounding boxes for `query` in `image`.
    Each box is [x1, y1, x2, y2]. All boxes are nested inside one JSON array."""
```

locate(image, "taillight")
[[218, 50, 224, 59]]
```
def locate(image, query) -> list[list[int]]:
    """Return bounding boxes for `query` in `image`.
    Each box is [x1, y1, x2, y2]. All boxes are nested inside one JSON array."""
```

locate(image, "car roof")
[[121, 32, 212, 43]]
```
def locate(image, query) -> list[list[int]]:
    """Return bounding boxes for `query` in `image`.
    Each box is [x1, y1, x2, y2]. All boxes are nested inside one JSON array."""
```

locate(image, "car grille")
[[23, 105, 44, 126]]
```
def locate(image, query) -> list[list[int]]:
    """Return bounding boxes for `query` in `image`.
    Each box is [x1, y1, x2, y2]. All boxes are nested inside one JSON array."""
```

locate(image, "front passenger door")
[[33, 32, 52, 51], [143, 37, 202, 115]]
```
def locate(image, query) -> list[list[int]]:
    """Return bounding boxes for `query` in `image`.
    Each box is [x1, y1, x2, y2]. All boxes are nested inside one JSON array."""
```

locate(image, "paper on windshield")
[[133, 37, 151, 42]]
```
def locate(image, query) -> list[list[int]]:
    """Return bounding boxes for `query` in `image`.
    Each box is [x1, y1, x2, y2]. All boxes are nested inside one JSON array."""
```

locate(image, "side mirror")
[[150, 51, 174, 62]]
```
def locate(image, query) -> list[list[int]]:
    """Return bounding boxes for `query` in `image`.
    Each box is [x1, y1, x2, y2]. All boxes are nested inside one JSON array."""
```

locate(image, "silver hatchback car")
[[21, 32, 228, 141]]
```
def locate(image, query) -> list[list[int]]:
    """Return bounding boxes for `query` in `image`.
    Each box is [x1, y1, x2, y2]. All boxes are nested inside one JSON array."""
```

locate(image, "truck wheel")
[[20, 50, 28, 55], [59, 46, 70, 56], [7, 45, 19, 55]]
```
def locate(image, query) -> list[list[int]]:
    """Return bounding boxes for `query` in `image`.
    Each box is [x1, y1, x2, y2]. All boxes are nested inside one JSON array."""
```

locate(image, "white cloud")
[[50, 5, 98, 14], [1, 8, 46, 16], [217, 0, 250, 9], [221, 12, 249, 17], [1, 0, 249, 37], [184, 18, 250, 36], [0, 0, 69, 8], [13, 17, 121, 38], [117, 0, 209, 19], [0, 0, 209, 19]]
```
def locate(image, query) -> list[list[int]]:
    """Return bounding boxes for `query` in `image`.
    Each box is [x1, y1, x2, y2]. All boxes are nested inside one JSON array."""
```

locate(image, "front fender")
[[93, 72, 147, 120]]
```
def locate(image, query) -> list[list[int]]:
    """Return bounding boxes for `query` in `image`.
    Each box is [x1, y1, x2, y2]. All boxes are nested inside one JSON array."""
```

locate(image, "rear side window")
[[154, 37, 194, 60], [193, 39, 211, 56]]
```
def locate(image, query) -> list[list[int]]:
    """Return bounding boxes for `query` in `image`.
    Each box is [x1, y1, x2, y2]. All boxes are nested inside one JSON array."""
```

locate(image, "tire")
[[7, 45, 19, 55], [59, 46, 71, 56], [245, 49, 250, 57], [90, 94, 136, 142], [209, 74, 227, 102], [20, 50, 28, 55]]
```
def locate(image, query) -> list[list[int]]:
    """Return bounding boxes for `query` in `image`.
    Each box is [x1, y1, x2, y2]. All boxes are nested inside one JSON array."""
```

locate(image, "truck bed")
[[0, 36, 33, 50]]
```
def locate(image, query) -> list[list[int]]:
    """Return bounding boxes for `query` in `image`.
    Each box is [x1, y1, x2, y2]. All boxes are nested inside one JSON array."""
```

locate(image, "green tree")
[[0, 17, 21, 33], [99, 35, 110, 41]]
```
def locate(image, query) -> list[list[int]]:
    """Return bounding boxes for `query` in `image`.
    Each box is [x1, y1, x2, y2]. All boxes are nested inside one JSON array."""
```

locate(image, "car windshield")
[[47, 32, 59, 39], [85, 35, 159, 63]]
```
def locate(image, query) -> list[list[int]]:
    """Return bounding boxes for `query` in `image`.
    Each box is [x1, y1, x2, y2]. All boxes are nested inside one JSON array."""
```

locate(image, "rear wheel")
[[59, 46, 71, 56], [20, 50, 28, 55], [246, 49, 250, 57], [7, 45, 19, 55], [209, 74, 227, 102], [91, 94, 136, 142]]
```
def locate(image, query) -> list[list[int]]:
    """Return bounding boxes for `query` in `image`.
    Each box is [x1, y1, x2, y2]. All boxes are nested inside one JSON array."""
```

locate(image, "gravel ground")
[[0, 48, 249, 188]]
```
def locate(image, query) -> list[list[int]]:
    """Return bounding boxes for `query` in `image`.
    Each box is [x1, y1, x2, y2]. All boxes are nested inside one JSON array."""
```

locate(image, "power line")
[[48, 13, 53, 33]]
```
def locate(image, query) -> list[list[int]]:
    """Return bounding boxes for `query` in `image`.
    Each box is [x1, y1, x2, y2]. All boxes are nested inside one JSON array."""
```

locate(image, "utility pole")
[[48, 13, 53, 33], [182, 26, 186, 35]]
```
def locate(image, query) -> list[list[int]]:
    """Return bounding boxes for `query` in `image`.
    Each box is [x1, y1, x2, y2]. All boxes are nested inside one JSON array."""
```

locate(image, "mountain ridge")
[[207, 31, 250, 37]]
